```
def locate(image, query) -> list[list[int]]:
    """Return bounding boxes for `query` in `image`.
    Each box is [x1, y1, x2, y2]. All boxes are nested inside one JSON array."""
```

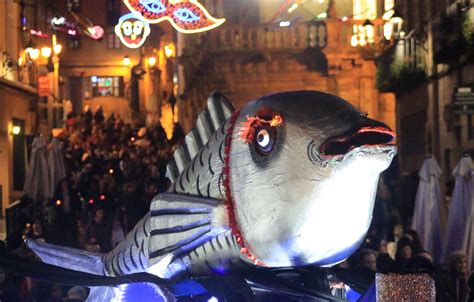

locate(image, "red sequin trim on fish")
[[223, 110, 266, 266]]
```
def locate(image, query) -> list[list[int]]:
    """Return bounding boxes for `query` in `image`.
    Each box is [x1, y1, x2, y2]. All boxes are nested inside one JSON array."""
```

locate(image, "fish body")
[[28, 91, 396, 300]]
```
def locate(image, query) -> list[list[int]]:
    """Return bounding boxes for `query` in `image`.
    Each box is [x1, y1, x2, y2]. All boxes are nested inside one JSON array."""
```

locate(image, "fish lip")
[[318, 126, 397, 162]]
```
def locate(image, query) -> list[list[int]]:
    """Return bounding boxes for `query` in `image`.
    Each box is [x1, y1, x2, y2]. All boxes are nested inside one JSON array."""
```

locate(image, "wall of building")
[[0, 1, 38, 214], [55, 1, 174, 123], [0, 84, 35, 214]]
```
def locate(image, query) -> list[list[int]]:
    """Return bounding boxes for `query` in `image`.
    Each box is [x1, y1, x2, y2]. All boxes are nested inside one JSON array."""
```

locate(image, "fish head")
[[229, 91, 396, 267]]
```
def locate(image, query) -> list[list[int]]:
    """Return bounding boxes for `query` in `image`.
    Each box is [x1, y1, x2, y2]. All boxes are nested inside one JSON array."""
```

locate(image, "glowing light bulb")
[[41, 47, 52, 58], [164, 43, 176, 59], [148, 56, 157, 67], [29, 49, 40, 60], [53, 44, 62, 55], [56, 200, 62, 206], [12, 125, 21, 135], [123, 55, 131, 66]]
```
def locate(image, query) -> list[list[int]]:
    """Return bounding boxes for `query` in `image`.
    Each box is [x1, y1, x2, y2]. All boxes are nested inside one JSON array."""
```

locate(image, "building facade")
[[0, 0, 41, 214], [378, 0, 474, 222], [176, 0, 397, 133], [0, 0, 177, 214], [54, 0, 175, 128]]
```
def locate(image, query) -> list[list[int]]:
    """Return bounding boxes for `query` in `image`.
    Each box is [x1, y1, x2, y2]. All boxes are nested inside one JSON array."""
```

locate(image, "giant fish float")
[[27, 90, 396, 301]]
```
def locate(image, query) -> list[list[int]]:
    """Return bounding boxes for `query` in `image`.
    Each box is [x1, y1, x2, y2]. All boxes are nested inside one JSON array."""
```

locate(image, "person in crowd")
[[467, 272, 474, 302], [439, 251, 469, 302], [94, 105, 105, 124], [85, 207, 111, 252], [391, 236, 414, 272], [27, 218, 47, 243], [0, 268, 19, 300], [356, 249, 377, 271], [65, 286, 88, 302], [404, 229, 426, 255]]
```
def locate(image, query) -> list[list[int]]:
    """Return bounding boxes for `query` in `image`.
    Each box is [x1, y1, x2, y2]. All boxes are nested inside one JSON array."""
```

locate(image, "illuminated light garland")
[[223, 110, 265, 266], [115, 13, 151, 49], [29, 29, 49, 38], [123, 0, 225, 34]]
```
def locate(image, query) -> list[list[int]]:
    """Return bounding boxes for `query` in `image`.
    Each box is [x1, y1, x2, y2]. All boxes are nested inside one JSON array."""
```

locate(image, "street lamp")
[[11, 125, 21, 135], [123, 55, 131, 66], [41, 47, 52, 58], [29, 48, 40, 60], [164, 43, 176, 59], [53, 44, 62, 55], [389, 9, 404, 37], [148, 56, 157, 68], [363, 19, 375, 44]]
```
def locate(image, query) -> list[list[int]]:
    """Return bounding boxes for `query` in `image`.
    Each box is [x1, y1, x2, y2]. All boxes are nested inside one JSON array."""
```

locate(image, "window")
[[66, 0, 81, 13], [91, 76, 124, 97], [401, 110, 427, 157], [353, 0, 377, 20], [106, 0, 121, 25], [12, 118, 26, 191], [68, 37, 81, 49], [107, 33, 121, 49]]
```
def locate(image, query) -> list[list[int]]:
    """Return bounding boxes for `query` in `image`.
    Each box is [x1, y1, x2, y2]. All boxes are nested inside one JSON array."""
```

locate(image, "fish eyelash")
[[238, 114, 284, 144]]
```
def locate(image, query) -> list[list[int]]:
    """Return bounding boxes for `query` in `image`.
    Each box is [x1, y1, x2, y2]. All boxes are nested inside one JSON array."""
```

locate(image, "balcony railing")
[[204, 19, 388, 54]]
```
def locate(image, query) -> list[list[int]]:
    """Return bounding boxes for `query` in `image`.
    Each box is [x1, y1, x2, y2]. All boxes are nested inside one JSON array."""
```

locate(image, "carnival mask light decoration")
[[28, 91, 396, 301], [115, 13, 151, 48], [124, 0, 225, 33]]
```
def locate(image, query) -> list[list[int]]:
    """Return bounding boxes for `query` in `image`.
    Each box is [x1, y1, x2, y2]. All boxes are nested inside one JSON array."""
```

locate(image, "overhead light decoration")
[[115, 13, 151, 48], [279, 21, 291, 27], [29, 29, 49, 38], [86, 25, 105, 40], [123, 0, 225, 34]]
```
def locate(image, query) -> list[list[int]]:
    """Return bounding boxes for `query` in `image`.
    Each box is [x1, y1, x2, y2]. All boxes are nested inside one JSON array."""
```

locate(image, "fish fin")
[[26, 239, 105, 275], [167, 91, 235, 182], [148, 193, 225, 271]]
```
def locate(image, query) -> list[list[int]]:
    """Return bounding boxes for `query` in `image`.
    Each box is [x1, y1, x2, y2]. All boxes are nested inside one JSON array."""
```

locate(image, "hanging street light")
[[389, 9, 404, 38], [123, 55, 131, 66], [363, 19, 375, 44]]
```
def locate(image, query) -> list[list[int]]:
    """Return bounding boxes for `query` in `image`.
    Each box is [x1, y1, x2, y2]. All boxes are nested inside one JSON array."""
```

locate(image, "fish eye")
[[254, 125, 276, 155], [174, 8, 200, 22]]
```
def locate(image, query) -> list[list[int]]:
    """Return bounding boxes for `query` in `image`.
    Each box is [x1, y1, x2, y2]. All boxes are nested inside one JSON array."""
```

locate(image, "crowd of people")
[[3, 106, 184, 301], [335, 227, 474, 301], [1, 106, 473, 301]]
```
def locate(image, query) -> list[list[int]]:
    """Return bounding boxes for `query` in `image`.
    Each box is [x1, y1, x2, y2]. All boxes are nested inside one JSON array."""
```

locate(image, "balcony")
[[433, 2, 474, 63], [204, 19, 387, 55]]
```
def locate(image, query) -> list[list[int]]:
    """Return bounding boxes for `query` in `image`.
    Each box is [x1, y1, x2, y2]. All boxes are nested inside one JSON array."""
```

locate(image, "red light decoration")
[[100, 195, 106, 201], [123, 0, 225, 34], [89, 199, 94, 205], [29, 29, 49, 38]]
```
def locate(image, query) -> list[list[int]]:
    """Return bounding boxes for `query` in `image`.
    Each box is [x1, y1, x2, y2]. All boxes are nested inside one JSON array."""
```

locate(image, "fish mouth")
[[319, 126, 396, 161]]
